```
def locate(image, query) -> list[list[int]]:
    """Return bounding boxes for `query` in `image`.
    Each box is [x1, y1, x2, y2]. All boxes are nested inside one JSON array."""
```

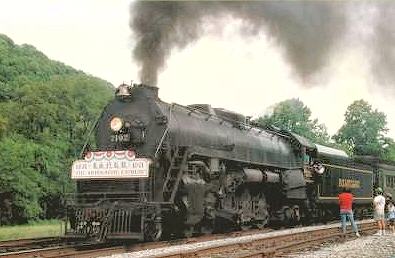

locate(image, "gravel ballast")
[[290, 234, 395, 258]]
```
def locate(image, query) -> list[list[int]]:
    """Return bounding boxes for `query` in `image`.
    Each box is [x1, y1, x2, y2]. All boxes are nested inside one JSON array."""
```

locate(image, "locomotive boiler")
[[66, 83, 375, 241]]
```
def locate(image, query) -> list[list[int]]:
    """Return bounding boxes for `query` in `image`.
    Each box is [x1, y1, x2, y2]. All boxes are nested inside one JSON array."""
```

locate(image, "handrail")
[[154, 103, 174, 158]]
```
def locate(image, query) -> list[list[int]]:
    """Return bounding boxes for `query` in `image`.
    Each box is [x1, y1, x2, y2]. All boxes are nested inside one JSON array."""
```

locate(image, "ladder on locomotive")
[[162, 147, 188, 203]]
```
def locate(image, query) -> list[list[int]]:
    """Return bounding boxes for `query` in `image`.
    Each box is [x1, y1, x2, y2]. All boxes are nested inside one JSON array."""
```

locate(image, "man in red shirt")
[[338, 188, 360, 237]]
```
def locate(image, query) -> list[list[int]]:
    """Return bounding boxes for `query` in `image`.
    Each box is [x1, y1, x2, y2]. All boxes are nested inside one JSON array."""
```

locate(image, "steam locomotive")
[[65, 83, 394, 241]]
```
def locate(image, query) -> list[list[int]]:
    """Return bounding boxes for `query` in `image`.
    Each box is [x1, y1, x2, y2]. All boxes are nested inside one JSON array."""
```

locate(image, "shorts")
[[374, 211, 385, 221]]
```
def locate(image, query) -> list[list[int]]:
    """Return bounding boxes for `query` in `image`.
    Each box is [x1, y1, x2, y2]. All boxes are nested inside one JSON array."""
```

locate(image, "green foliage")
[[0, 113, 7, 138], [0, 34, 78, 100], [256, 98, 331, 144], [333, 100, 390, 157], [0, 34, 113, 224], [0, 135, 44, 222], [382, 141, 395, 162]]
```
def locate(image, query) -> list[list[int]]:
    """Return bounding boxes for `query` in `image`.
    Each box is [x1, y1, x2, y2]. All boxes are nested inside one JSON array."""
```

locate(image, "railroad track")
[[0, 229, 270, 258], [0, 220, 376, 258], [0, 237, 63, 255], [0, 237, 59, 250], [108, 220, 376, 258], [0, 238, 121, 258], [0, 226, 275, 258]]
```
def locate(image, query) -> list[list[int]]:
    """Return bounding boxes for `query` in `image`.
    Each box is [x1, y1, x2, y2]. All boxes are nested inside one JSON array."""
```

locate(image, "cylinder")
[[243, 169, 280, 183], [263, 170, 280, 183], [243, 168, 264, 183]]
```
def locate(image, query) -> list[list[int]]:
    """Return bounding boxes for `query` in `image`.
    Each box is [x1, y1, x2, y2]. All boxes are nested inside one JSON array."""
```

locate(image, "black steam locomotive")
[[65, 83, 389, 241]]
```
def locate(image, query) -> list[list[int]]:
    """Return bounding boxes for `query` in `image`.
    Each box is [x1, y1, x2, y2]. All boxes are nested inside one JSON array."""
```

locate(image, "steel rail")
[[118, 220, 376, 258], [0, 237, 59, 249], [0, 220, 376, 258]]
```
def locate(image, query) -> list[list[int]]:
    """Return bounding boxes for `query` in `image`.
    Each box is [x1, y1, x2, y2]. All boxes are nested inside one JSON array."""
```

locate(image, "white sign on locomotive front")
[[71, 151, 150, 179]]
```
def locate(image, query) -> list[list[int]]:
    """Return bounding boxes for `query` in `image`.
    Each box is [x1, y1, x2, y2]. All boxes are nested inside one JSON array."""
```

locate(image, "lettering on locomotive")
[[71, 150, 150, 179], [338, 178, 361, 189]]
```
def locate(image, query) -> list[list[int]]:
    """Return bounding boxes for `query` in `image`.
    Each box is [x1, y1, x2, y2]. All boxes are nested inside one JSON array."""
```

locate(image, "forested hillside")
[[0, 34, 114, 224]]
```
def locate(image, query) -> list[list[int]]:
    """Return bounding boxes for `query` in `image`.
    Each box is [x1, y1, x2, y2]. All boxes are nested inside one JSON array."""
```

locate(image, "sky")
[[1, 0, 395, 139]]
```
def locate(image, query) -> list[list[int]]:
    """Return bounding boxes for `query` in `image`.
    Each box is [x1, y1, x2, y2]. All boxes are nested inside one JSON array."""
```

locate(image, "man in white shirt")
[[373, 187, 386, 235]]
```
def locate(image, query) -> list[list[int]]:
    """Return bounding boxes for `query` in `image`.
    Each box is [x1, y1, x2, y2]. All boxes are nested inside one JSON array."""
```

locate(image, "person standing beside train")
[[373, 187, 386, 235], [338, 188, 360, 237], [387, 200, 395, 235]]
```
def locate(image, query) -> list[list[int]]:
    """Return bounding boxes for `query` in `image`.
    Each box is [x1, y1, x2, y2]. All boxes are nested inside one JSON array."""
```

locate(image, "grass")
[[0, 219, 64, 241]]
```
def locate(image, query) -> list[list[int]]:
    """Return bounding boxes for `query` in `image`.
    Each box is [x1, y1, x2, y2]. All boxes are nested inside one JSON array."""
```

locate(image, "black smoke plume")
[[371, 3, 395, 89], [130, 1, 346, 86], [130, 1, 395, 89]]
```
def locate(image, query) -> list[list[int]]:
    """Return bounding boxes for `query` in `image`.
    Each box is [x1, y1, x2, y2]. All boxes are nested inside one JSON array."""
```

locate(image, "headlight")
[[110, 117, 123, 132]]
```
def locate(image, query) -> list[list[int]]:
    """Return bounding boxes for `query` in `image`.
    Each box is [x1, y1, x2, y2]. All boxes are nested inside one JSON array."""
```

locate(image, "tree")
[[333, 100, 390, 156], [256, 98, 331, 144], [382, 140, 395, 162], [0, 114, 6, 138], [0, 135, 44, 223], [0, 33, 114, 224], [0, 75, 113, 222]]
